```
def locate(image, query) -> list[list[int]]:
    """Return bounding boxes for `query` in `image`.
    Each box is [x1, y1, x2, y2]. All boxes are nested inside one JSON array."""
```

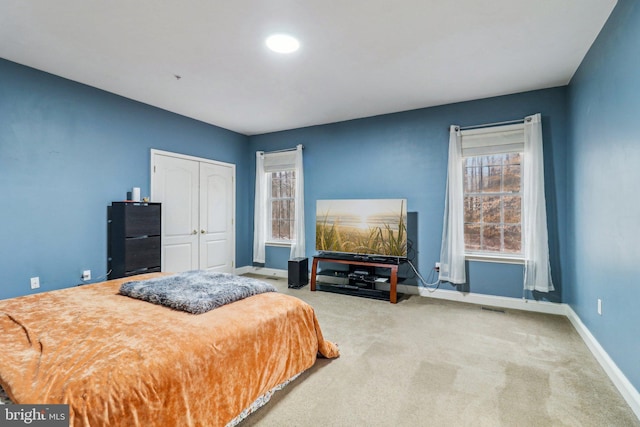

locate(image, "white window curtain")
[[523, 113, 554, 292], [253, 151, 266, 263], [253, 144, 305, 263], [439, 125, 466, 284], [290, 145, 305, 259]]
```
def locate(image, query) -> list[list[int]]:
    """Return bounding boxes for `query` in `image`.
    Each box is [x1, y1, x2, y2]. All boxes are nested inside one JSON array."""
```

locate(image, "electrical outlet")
[[597, 298, 602, 316], [30, 277, 40, 289], [435, 262, 441, 271], [82, 270, 91, 281]]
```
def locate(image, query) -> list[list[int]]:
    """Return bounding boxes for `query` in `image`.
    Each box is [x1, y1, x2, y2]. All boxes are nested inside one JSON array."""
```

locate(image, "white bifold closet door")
[[151, 150, 235, 274]]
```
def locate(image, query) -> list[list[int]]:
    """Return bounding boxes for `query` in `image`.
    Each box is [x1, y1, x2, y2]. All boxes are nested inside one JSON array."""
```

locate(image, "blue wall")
[[0, 59, 251, 300], [567, 0, 640, 392], [249, 87, 568, 301], [0, 61, 570, 305]]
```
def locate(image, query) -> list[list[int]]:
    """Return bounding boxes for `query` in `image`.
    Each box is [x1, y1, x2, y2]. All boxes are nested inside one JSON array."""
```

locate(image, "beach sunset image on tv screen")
[[316, 199, 407, 257]]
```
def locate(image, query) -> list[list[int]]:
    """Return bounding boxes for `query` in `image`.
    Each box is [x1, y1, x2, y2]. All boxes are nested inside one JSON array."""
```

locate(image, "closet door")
[[152, 154, 200, 272], [199, 162, 234, 272], [151, 150, 235, 274]]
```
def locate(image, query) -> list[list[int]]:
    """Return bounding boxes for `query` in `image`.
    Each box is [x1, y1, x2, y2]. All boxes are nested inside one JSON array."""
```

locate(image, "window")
[[254, 145, 305, 264], [441, 115, 552, 290], [460, 123, 525, 258], [463, 153, 522, 254], [267, 169, 296, 242]]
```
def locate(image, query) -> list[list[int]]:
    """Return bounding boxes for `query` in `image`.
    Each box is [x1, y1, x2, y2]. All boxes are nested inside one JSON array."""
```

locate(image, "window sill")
[[465, 253, 524, 265], [266, 241, 292, 248]]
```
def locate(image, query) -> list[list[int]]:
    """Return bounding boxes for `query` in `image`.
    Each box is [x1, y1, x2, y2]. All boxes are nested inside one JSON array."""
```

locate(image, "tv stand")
[[310, 255, 399, 303]]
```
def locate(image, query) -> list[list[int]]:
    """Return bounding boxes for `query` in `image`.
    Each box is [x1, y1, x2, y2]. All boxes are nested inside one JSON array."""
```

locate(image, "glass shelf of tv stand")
[[311, 257, 402, 303], [315, 282, 391, 301], [316, 269, 406, 283]]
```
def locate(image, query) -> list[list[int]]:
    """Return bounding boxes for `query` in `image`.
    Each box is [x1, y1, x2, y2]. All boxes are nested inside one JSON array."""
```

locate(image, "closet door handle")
[[192, 230, 197, 235], [201, 229, 206, 234]]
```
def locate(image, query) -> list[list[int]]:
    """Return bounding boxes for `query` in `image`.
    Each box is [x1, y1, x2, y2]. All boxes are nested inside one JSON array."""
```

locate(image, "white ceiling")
[[0, 1, 617, 136]]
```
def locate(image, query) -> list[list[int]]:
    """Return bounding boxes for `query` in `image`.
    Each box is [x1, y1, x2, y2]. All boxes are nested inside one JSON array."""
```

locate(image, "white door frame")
[[150, 149, 236, 272]]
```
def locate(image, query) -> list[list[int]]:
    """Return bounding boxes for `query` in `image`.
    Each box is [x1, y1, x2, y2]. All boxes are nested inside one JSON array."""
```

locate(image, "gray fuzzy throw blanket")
[[119, 271, 277, 314]]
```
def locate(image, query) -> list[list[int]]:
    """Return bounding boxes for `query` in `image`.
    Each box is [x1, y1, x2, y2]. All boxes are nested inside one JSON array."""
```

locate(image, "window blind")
[[263, 150, 296, 172], [461, 123, 525, 157]]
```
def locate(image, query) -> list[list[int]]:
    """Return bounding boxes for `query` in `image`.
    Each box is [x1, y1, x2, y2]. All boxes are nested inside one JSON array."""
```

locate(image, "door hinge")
[[153, 165, 156, 173]]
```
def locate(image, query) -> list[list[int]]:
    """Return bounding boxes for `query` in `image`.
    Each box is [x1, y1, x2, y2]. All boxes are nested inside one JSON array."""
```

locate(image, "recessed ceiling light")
[[265, 34, 300, 54]]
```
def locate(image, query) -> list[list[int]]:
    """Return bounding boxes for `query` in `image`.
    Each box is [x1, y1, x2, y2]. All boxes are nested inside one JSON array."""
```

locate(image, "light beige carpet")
[[241, 275, 639, 427]]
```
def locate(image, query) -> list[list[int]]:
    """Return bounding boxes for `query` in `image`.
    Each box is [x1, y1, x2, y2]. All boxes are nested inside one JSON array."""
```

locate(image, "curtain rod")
[[262, 144, 304, 154], [458, 118, 528, 131]]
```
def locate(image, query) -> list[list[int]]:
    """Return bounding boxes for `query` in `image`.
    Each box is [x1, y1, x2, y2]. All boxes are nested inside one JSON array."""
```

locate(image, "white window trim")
[[266, 240, 292, 247], [465, 252, 524, 264], [266, 169, 296, 243], [461, 123, 525, 261], [463, 185, 523, 257]]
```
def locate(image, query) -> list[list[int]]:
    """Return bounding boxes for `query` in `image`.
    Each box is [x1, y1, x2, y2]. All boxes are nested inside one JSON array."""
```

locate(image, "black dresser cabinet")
[[108, 202, 161, 279]]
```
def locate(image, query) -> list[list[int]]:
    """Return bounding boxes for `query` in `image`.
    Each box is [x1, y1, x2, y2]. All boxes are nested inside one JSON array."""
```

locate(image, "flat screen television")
[[316, 199, 407, 259]]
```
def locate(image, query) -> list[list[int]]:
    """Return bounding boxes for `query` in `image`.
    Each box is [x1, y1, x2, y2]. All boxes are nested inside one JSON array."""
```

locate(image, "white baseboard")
[[236, 266, 288, 280], [414, 285, 567, 316], [564, 306, 640, 419], [237, 265, 640, 418], [234, 265, 253, 276]]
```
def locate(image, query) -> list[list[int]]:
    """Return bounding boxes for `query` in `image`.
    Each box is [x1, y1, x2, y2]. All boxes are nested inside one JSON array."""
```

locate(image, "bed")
[[0, 272, 339, 426]]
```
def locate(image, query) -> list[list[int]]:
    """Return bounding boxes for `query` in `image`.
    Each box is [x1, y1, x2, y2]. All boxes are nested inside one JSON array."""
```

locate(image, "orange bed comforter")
[[0, 273, 339, 426]]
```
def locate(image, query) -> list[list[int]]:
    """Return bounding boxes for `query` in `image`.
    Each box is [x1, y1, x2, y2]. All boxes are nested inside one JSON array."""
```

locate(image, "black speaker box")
[[288, 257, 309, 288]]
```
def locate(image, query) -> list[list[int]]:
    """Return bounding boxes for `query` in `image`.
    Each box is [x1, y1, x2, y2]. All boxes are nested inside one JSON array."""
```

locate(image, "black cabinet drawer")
[[124, 266, 161, 277], [108, 202, 162, 279], [124, 236, 161, 272], [123, 204, 161, 237]]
